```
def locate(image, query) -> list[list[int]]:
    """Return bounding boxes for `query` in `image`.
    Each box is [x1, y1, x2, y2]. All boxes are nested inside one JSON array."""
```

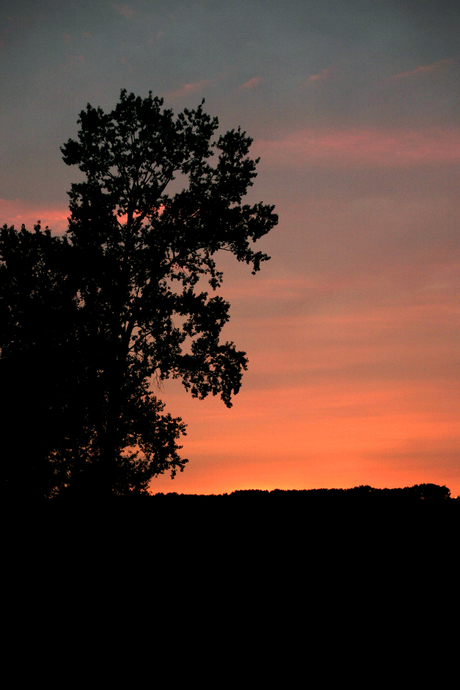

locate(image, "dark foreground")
[[3, 483, 458, 662]]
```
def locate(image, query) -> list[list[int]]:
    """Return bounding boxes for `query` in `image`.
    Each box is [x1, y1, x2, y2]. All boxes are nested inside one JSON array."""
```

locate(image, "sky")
[[1, 0, 459, 495]]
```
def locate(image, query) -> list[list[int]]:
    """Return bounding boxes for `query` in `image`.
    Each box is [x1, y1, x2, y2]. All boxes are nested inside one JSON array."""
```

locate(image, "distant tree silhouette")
[[0, 90, 277, 497], [406, 483, 451, 501]]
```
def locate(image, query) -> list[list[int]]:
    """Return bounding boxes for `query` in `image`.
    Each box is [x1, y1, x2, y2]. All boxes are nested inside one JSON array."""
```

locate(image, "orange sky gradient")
[[1, 1, 459, 496]]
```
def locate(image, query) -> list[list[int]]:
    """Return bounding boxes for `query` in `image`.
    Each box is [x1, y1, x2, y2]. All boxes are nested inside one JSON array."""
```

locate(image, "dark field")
[[3, 483, 458, 650]]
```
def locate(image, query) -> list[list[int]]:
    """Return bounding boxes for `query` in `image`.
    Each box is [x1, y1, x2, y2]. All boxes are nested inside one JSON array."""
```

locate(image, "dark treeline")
[[144, 483, 459, 529], [143, 483, 459, 529], [4, 481, 458, 583], [8, 481, 456, 508], [14, 481, 455, 529], [149, 483, 456, 503]]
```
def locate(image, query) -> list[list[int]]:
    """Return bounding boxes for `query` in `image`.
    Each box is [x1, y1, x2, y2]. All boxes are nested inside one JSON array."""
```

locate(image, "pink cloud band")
[[254, 127, 460, 168]]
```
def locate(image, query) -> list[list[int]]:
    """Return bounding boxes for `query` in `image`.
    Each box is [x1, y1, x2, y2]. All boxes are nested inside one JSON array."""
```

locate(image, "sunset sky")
[[1, 0, 459, 495]]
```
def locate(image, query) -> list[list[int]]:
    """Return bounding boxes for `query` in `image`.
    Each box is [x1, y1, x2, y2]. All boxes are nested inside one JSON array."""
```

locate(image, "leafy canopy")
[[0, 90, 277, 497]]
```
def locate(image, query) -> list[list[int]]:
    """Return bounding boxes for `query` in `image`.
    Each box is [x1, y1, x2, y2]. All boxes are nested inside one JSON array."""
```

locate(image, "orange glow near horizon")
[[0, 200, 69, 235], [2, 192, 458, 498], [2, 138, 458, 498], [150, 371, 459, 496], [2, 1, 459, 499]]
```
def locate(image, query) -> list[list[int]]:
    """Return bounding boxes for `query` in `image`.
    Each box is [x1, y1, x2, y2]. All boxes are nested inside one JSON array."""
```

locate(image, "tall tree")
[[1, 90, 277, 496]]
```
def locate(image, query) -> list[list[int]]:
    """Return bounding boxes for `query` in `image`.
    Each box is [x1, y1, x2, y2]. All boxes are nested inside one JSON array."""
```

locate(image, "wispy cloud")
[[165, 79, 212, 101], [307, 67, 333, 84], [254, 127, 460, 168], [389, 57, 457, 81], [114, 4, 135, 19], [240, 76, 261, 90]]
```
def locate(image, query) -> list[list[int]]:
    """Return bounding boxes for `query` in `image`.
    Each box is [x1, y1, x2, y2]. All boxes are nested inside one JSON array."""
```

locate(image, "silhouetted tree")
[[0, 223, 86, 497], [0, 90, 277, 497]]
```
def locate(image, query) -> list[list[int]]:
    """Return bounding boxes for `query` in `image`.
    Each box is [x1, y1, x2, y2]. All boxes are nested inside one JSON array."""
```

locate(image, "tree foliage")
[[0, 90, 277, 497]]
